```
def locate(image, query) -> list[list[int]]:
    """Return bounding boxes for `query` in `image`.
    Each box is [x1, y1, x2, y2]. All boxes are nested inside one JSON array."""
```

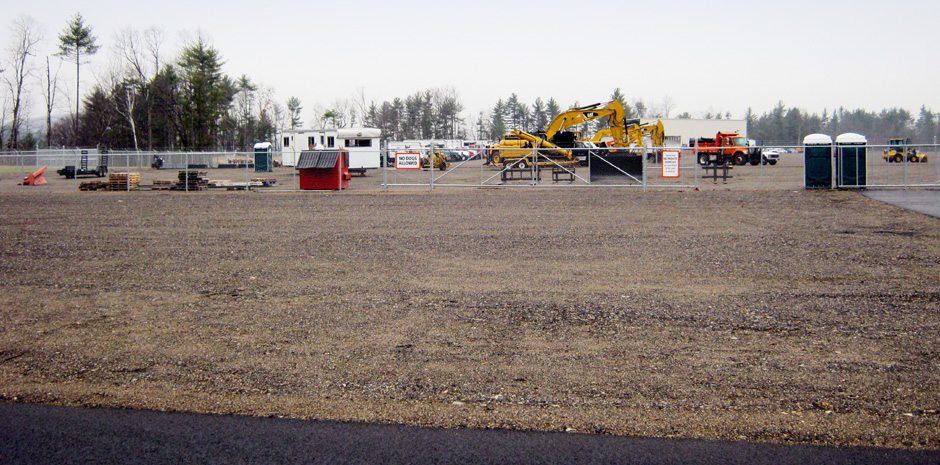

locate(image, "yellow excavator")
[[489, 100, 665, 168], [592, 119, 666, 154], [490, 100, 630, 167]]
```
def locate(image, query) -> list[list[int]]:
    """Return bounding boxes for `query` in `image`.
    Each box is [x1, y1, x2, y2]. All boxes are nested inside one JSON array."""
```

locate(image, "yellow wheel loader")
[[883, 138, 927, 163]]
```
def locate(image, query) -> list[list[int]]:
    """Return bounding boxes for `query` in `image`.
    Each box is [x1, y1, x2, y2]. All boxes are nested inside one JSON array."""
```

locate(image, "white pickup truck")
[[748, 140, 779, 166]]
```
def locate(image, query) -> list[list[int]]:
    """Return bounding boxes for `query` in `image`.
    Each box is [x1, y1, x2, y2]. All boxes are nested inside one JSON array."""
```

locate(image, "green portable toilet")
[[835, 133, 867, 188], [803, 134, 833, 189], [254, 142, 273, 172]]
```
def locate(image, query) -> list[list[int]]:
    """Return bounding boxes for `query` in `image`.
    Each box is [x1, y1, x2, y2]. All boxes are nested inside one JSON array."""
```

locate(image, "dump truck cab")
[[695, 132, 749, 165]]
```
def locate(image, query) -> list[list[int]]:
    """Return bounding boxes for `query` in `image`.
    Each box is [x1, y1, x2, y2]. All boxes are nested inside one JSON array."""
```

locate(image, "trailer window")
[[327, 136, 335, 147], [350, 139, 372, 147], [321, 135, 325, 145], [283, 136, 290, 147], [308, 136, 316, 148]]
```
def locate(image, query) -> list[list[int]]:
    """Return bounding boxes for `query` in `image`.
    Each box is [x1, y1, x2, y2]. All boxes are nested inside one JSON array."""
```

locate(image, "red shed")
[[296, 150, 351, 190]]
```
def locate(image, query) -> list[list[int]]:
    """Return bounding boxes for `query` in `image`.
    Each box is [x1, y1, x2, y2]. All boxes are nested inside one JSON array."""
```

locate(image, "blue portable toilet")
[[835, 133, 867, 188], [254, 142, 273, 172], [803, 134, 833, 189]]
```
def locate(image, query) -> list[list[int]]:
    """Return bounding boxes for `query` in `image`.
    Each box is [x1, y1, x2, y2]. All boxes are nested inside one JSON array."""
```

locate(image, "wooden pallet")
[[107, 172, 141, 191]]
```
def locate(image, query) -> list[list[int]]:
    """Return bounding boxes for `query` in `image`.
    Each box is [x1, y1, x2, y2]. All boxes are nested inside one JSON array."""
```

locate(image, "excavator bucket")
[[21, 165, 48, 186]]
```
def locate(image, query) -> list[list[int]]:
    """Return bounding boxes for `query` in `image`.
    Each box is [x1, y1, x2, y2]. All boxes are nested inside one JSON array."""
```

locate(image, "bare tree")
[[106, 59, 140, 151], [353, 87, 369, 126], [0, 92, 7, 149], [661, 95, 675, 119], [3, 16, 43, 149], [39, 56, 62, 148], [113, 26, 163, 151]]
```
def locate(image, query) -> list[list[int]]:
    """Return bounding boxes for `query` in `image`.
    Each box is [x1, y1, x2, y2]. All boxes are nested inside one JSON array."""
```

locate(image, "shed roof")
[[297, 150, 341, 169]]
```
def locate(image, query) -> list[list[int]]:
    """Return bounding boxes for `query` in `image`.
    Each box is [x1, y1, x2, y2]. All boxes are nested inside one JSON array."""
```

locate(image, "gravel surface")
[[0, 189, 938, 450]]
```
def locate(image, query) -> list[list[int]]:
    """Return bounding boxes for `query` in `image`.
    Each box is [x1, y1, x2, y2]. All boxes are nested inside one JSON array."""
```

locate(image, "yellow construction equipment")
[[489, 130, 573, 168], [422, 148, 448, 170], [592, 119, 665, 154], [490, 100, 634, 167], [883, 138, 928, 163]]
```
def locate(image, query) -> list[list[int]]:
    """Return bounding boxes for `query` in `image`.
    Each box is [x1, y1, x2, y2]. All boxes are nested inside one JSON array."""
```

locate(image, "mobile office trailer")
[[337, 128, 382, 175], [277, 127, 382, 174]]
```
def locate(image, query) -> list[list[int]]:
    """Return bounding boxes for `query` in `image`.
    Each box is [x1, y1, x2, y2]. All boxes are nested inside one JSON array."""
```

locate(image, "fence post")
[[642, 145, 648, 191], [903, 141, 908, 188], [382, 147, 387, 190], [429, 145, 434, 191], [694, 140, 699, 187], [588, 146, 592, 185], [531, 147, 536, 186]]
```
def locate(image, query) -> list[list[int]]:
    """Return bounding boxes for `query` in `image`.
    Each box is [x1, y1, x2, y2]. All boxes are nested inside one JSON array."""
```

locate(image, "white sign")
[[661, 151, 680, 178], [395, 151, 422, 170]]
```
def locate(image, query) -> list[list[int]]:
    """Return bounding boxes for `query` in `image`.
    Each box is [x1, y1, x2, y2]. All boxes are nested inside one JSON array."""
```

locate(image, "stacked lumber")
[[151, 180, 173, 191], [79, 181, 109, 191], [251, 177, 277, 187], [108, 172, 141, 191], [78, 172, 141, 191], [174, 170, 210, 191]]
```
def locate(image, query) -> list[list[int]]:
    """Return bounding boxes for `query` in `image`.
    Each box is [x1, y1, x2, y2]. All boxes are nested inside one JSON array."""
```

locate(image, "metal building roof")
[[297, 150, 341, 169]]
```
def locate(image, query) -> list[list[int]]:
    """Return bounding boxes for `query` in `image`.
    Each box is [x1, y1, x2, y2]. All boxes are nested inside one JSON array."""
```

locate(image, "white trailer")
[[277, 127, 382, 174], [337, 128, 382, 174]]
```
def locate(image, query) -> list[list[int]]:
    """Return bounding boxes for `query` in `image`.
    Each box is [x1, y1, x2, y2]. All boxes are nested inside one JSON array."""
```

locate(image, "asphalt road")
[[864, 190, 940, 218], [0, 402, 937, 465]]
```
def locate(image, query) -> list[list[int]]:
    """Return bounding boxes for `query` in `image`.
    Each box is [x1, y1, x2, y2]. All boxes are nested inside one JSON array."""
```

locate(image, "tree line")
[[747, 103, 940, 145], [1, 14, 285, 151]]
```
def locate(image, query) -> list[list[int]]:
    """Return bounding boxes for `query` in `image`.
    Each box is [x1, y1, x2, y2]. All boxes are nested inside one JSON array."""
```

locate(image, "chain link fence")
[[1, 144, 937, 192]]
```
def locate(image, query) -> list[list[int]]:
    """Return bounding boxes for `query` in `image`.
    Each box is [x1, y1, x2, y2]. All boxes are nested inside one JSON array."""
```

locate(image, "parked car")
[[762, 148, 781, 165]]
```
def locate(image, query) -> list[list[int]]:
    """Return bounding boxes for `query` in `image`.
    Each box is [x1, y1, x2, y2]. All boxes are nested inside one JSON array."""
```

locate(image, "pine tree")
[[57, 13, 100, 143], [286, 96, 303, 129]]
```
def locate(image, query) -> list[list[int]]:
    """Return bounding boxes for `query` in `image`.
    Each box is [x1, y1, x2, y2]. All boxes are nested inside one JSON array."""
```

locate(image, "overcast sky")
[[5, 0, 939, 126]]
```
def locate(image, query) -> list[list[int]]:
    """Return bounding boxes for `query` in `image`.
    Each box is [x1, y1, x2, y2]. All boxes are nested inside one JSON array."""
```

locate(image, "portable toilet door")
[[254, 142, 273, 172], [803, 134, 833, 189], [835, 133, 867, 188]]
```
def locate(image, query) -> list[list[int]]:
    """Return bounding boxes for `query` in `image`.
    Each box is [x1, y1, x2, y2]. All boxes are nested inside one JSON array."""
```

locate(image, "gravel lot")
[[0, 189, 938, 450]]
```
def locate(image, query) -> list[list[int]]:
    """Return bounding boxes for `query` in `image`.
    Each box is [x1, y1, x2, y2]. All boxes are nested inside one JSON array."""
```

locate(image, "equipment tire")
[[697, 154, 709, 166], [768, 160, 777, 166], [893, 155, 903, 163], [516, 159, 528, 169], [733, 153, 747, 166]]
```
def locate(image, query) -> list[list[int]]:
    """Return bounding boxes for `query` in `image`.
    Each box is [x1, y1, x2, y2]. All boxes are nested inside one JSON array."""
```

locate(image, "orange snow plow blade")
[[21, 165, 48, 186]]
